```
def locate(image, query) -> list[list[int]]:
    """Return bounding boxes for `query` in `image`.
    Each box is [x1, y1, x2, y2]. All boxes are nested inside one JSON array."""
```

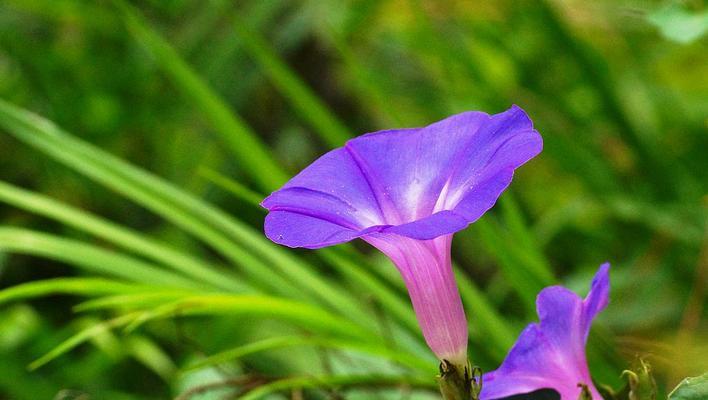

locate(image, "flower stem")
[[438, 360, 481, 400]]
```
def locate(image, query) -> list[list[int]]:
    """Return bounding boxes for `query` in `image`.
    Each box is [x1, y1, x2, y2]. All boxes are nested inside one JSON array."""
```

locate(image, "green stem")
[[438, 360, 481, 400]]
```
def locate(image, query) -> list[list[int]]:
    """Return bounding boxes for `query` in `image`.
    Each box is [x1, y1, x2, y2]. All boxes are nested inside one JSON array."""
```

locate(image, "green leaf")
[[648, 4, 708, 44], [669, 373, 708, 400]]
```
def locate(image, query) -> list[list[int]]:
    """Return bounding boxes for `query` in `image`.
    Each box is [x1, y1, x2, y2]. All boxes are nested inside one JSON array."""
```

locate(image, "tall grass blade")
[[29, 313, 140, 370], [111, 0, 288, 191], [0, 180, 249, 292], [184, 335, 432, 374], [0, 227, 204, 289], [0, 98, 304, 300], [233, 20, 352, 147], [238, 374, 436, 400], [0, 278, 148, 307], [119, 294, 374, 341], [0, 99, 372, 328], [453, 266, 516, 360]]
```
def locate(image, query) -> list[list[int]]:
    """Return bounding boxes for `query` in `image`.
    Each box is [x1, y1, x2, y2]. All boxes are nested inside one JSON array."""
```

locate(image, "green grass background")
[[0, 0, 706, 398]]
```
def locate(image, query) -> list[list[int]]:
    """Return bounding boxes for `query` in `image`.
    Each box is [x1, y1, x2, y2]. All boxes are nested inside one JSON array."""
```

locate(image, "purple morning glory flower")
[[261, 105, 542, 367], [481, 263, 611, 400]]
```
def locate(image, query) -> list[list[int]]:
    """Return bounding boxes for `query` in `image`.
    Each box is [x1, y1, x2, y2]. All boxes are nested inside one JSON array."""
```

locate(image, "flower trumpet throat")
[[438, 360, 482, 400]]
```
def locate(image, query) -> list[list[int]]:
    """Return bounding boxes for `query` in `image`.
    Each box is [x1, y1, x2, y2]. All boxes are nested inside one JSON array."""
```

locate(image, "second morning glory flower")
[[481, 263, 611, 400], [261, 105, 542, 370]]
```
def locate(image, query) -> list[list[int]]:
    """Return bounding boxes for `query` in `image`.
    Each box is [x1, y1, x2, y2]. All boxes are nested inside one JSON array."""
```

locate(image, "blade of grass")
[[0, 98, 303, 300], [30, 293, 377, 370], [238, 374, 436, 400], [0, 278, 150, 307], [498, 195, 555, 285], [111, 0, 288, 191], [198, 167, 264, 207], [318, 248, 418, 333], [0, 99, 373, 329], [183, 335, 432, 375], [471, 219, 544, 313], [232, 19, 351, 148], [73, 291, 200, 313], [120, 294, 374, 342], [29, 313, 140, 370], [0, 180, 250, 292], [0, 227, 204, 290], [125, 335, 176, 381], [453, 266, 516, 360]]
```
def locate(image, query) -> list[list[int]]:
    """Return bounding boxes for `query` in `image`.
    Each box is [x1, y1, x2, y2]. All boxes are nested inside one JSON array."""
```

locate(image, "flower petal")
[[481, 264, 611, 400], [264, 210, 360, 249], [344, 112, 490, 224], [382, 210, 469, 239], [262, 105, 542, 248]]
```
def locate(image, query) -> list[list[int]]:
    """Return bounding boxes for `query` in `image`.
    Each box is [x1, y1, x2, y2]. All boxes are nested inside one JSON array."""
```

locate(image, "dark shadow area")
[[498, 388, 561, 400]]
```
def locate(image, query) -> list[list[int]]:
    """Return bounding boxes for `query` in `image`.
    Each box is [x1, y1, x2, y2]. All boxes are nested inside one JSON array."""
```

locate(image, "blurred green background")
[[0, 0, 706, 399]]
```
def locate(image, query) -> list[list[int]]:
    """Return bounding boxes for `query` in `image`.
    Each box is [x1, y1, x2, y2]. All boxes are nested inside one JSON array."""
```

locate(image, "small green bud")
[[621, 359, 657, 400]]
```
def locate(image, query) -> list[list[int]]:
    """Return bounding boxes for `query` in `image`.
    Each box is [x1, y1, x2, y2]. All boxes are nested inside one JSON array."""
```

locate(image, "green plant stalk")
[[438, 360, 480, 400]]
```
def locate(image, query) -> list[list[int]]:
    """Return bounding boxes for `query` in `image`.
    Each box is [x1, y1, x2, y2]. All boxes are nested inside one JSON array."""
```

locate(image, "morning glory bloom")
[[481, 263, 611, 400], [261, 105, 542, 368]]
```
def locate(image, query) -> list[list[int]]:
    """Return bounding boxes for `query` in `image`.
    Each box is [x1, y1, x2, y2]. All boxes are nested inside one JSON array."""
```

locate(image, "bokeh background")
[[0, 0, 706, 399]]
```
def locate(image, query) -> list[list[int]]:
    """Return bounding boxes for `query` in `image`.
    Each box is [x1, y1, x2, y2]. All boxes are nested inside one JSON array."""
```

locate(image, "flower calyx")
[[438, 359, 481, 400]]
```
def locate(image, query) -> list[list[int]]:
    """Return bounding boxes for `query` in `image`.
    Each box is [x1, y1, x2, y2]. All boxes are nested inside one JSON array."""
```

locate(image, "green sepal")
[[621, 359, 657, 400], [597, 358, 657, 400], [438, 360, 482, 400]]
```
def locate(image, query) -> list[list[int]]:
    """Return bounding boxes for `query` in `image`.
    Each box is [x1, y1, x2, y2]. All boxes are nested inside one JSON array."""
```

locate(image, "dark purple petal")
[[481, 264, 611, 400]]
